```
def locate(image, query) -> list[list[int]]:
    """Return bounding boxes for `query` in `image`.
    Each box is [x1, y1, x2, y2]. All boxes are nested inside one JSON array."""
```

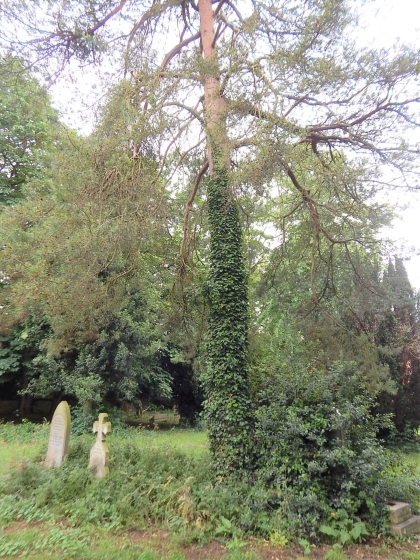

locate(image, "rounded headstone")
[[45, 401, 71, 467]]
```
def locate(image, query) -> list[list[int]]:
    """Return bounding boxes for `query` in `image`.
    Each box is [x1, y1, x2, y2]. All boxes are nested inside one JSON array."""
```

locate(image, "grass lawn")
[[128, 428, 209, 457], [0, 423, 209, 476], [2, 422, 420, 559], [0, 422, 49, 476]]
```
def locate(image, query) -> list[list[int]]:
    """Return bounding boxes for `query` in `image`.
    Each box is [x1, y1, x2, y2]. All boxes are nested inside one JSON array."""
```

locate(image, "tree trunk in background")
[[199, 0, 254, 476], [19, 368, 29, 416]]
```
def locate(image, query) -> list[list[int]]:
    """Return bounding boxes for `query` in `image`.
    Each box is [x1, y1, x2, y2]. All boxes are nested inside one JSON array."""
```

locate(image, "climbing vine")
[[204, 167, 254, 476]]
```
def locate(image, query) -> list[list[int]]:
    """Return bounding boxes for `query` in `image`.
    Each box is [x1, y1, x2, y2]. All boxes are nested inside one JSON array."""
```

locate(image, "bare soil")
[[125, 527, 420, 560]]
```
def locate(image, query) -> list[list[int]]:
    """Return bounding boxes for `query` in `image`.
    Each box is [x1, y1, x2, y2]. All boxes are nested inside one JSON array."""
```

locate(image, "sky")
[[354, 0, 420, 288], [49, 0, 420, 288]]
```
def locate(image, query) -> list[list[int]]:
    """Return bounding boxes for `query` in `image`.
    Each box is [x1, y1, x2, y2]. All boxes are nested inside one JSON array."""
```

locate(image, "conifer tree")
[[377, 258, 419, 432]]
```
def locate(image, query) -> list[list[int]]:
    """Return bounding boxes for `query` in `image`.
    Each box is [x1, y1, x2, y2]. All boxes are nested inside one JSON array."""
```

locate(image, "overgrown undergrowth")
[[0, 424, 419, 547], [2, 397, 420, 560]]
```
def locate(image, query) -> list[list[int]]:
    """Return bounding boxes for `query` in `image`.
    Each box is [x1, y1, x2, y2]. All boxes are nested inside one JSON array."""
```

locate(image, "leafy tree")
[[2, 0, 420, 477], [24, 296, 173, 412], [248, 171, 397, 396], [0, 55, 58, 205], [0, 315, 50, 414]]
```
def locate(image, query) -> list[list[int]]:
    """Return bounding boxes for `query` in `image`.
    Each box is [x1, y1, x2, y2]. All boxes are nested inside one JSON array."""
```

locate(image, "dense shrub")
[[254, 362, 395, 537]]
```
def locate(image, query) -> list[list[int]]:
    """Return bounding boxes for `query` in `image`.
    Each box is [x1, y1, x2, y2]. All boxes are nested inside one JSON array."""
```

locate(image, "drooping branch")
[[161, 101, 205, 125], [126, 1, 184, 52], [158, 32, 201, 73], [89, 0, 129, 35], [284, 163, 364, 246], [161, 138, 206, 192], [180, 161, 209, 273]]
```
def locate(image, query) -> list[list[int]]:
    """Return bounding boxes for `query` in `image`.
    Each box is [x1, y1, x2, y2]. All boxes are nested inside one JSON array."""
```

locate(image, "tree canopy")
[[0, 55, 58, 205]]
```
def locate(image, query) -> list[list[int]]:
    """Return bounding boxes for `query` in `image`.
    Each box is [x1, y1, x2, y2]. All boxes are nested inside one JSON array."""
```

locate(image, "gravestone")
[[44, 401, 71, 467], [88, 413, 111, 478]]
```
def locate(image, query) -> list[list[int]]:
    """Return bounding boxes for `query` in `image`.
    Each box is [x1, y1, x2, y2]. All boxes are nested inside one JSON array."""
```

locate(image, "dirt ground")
[[125, 528, 420, 560]]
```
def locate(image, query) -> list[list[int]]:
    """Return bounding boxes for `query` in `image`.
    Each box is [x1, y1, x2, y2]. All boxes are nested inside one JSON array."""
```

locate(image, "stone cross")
[[88, 412, 111, 478], [44, 401, 71, 468]]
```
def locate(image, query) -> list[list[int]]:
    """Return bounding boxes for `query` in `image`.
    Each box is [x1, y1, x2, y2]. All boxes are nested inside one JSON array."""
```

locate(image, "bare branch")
[[127, 1, 183, 52]]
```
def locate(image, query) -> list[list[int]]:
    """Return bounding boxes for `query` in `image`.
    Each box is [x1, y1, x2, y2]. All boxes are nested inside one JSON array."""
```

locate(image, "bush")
[[70, 405, 127, 435], [254, 362, 396, 538]]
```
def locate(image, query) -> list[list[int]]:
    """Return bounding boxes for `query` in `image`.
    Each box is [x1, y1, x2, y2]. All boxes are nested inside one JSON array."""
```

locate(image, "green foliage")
[[1, 424, 420, 545], [204, 167, 254, 476], [0, 525, 188, 560], [71, 405, 127, 435], [254, 363, 393, 538], [320, 511, 368, 545], [0, 419, 48, 444], [67, 295, 173, 406], [0, 434, 268, 539], [298, 538, 315, 555], [1, 0, 419, 503], [0, 316, 49, 382], [69, 406, 97, 435], [254, 242, 398, 397], [0, 334, 21, 379], [324, 546, 350, 560], [375, 259, 420, 434], [0, 55, 57, 205], [378, 452, 420, 509], [0, 80, 178, 409]]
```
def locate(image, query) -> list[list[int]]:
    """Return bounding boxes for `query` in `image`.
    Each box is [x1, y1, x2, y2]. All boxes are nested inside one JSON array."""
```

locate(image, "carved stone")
[[45, 401, 71, 467], [88, 413, 111, 478]]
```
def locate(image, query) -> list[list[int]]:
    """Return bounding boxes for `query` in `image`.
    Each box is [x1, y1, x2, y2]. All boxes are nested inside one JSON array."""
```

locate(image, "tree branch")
[[158, 32, 201, 74], [89, 0, 129, 34], [180, 161, 209, 273]]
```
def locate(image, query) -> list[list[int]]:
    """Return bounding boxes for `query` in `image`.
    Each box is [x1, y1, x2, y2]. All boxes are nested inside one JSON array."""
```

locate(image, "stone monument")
[[88, 412, 111, 478], [44, 401, 71, 467]]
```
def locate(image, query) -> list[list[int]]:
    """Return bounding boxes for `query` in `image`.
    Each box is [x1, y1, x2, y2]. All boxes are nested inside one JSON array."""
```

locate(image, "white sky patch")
[[354, 0, 420, 288]]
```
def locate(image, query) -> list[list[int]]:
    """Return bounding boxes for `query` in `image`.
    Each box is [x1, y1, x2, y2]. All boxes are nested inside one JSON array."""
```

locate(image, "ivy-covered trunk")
[[205, 167, 254, 475], [198, 0, 254, 475]]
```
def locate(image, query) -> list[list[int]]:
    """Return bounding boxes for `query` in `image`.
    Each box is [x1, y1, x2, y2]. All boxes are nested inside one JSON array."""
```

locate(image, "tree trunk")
[[198, 0, 254, 476], [19, 368, 28, 416]]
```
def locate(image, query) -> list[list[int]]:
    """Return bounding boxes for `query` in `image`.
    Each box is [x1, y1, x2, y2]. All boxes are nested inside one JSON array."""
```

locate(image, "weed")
[[269, 531, 288, 547], [324, 545, 350, 560], [320, 510, 368, 545], [0, 420, 48, 444], [404, 553, 420, 560], [225, 535, 248, 550], [299, 538, 316, 555]]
